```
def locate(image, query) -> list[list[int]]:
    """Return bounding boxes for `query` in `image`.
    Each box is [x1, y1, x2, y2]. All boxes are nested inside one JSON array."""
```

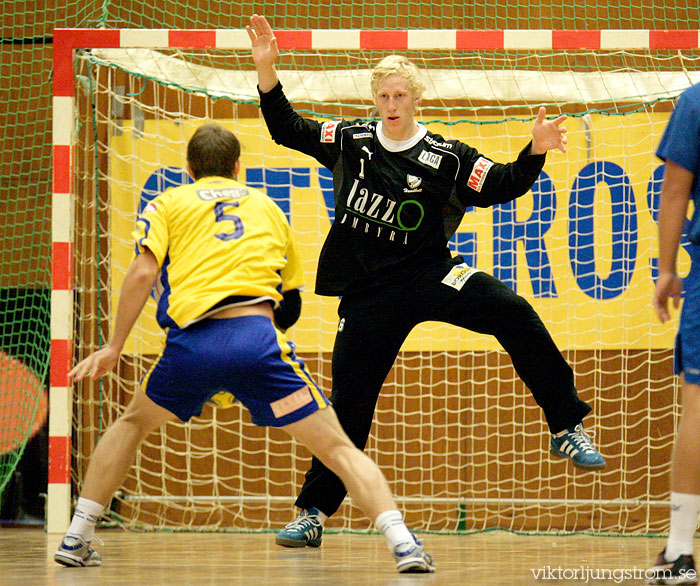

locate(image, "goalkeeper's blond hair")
[[370, 55, 426, 99]]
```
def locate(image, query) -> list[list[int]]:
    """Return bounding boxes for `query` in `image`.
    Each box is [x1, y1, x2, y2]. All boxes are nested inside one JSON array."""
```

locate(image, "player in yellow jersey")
[[54, 123, 434, 574]]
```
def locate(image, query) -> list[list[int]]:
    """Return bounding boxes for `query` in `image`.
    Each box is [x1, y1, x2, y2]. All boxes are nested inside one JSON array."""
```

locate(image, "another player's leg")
[[282, 405, 435, 573], [278, 297, 412, 547], [54, 389, 175, 567], [648, 376, 700, 586]]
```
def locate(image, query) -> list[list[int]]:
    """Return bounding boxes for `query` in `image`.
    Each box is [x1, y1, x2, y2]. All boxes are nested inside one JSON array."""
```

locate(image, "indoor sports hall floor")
[[3, 527, 672, 585]]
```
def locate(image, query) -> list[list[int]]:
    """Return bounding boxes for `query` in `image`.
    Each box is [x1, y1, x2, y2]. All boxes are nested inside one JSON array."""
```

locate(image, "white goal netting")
[[69, 41, 700, 534]]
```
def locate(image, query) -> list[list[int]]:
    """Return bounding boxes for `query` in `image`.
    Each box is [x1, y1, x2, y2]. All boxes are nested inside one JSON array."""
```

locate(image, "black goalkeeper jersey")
[[259, 82, 546, 296]]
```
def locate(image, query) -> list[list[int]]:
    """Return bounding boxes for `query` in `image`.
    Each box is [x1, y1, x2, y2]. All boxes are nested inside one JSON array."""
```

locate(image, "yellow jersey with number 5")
[[133, 176, 304, 329]]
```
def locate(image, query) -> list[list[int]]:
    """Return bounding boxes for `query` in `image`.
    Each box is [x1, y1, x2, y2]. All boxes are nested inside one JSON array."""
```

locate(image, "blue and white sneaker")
[[550, 423, 606, 470], [275, 507, 323, 548], [54, 534, 102, 567], [392, 534, 436, 573]]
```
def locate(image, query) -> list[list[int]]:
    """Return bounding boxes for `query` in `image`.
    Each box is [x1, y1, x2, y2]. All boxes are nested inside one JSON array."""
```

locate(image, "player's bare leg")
[[671, 380, 700, 494], [282, 401, 435, 573], [284, 406, 391, 518], [54, 390, 175, 567], [648, 376, 700, 585], [81, 389, 176, 504]]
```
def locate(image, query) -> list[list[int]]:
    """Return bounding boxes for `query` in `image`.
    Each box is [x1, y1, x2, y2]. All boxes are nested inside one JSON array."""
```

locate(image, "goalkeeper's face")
[[374, 74, 420, 141]]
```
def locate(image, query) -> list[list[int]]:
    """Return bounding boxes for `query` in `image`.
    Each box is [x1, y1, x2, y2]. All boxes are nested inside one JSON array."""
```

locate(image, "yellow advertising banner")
[[110, 115, 684, 354]]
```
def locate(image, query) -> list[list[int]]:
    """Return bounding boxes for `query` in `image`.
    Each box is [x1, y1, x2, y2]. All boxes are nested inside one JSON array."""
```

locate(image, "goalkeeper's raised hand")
[[530, 107, 568, 155], [247, 14, 280, 93]]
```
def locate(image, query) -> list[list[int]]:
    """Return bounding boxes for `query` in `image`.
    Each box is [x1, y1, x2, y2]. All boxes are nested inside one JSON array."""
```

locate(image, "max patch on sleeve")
[[467, 157, 494, 192], [320, 120, 340, 143]]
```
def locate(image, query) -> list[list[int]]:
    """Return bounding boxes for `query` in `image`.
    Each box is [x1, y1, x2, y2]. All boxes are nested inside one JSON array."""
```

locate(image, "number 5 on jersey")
[[214, 201, 244, 241]]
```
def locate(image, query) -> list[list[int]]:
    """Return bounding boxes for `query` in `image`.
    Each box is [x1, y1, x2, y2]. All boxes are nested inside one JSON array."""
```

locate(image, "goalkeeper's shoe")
[[54, 534, 102, 567], [392, 534, 436, 573], [275, 507, 323, 548], [550, 423, 606, 470]]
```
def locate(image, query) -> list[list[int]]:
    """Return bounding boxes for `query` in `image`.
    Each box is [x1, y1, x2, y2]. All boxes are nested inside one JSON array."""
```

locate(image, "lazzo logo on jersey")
[[340, 178, 423, 245], [346, 179, 397, 223], [321, 120, 341, 143], [467, 157, 494, 192], [352, 132, 373, 139], [418, 150, 442, 169]]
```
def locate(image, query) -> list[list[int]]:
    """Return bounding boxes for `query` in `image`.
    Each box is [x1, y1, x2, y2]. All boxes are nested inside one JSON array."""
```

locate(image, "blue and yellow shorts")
[[141, 315, 329, 426]]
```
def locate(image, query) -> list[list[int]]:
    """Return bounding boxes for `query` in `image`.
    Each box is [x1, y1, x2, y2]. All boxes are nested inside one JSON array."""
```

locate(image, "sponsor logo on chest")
[[418, 149, 443, 169], [339, 178, 419, 245], [424, 135, 453, 149], [196, 187, 249, 201]]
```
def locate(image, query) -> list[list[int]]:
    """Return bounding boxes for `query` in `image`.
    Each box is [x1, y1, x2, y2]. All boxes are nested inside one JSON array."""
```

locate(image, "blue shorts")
[[676, 244, 700, 384], [141, 316, 329, 426]]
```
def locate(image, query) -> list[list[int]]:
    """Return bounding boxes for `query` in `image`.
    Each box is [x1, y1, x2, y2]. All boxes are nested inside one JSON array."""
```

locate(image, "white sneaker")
[[54, 534, 102, 567], [392, 534, 435, 573]]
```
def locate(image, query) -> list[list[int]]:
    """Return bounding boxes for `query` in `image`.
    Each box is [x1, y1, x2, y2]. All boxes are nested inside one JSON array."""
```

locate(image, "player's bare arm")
[[69, 248, 160, 383], [653, 160, 694, 323]]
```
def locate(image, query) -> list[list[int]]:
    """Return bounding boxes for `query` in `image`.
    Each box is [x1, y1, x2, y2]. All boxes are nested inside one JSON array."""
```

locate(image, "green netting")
[[1, 0, 698, 518], [0, 39, 53, 504]]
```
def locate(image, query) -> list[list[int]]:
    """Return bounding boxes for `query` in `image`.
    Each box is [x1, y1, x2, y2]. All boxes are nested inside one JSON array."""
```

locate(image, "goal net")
[[56, 28, 700, 534]]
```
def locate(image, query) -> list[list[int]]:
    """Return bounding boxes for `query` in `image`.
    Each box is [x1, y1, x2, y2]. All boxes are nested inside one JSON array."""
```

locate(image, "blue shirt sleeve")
[[656, 83, 700, 243], [656, 84, 700, 176]]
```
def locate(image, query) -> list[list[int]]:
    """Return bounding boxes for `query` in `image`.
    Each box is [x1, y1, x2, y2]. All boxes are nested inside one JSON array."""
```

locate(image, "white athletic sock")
[[374, 510, 413, 551], [66, 497, 104, 542], [665, 492, 700, 561]]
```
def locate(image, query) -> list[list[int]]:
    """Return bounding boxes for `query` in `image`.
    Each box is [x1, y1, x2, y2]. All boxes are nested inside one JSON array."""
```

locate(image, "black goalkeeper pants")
[[296, 255, 592, 517]]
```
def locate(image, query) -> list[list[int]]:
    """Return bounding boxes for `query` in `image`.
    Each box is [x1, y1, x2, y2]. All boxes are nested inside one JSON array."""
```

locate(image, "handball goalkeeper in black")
[[248, 14, 605, 549]]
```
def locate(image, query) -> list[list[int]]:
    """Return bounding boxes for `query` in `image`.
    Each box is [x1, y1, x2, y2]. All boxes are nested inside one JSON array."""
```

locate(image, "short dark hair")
[[187, 123, 241, 180]]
